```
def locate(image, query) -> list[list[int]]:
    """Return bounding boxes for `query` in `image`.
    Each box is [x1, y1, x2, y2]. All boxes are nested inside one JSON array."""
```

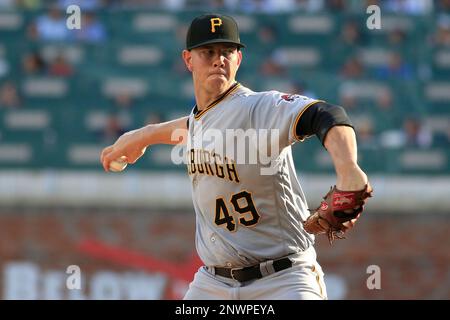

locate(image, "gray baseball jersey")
[[186, 82, 322, 268]]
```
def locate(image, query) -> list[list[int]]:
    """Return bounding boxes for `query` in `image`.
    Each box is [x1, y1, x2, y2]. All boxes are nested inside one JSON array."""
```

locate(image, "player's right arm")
[[100, 116, 188, 172]]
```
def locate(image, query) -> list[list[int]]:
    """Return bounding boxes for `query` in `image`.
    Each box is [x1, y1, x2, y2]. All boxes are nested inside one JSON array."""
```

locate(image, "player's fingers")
[[104, 149, 130, 169], [103, 149, 125, 172], [342, 214, 360, 229], [101, 146, 115, 171], [103, 150, 118, 166], [100, 146, 113, 164]]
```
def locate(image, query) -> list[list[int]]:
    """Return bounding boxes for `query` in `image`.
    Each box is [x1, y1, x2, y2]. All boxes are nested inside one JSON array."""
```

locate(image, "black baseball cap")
[[186, 14, 245, 50]]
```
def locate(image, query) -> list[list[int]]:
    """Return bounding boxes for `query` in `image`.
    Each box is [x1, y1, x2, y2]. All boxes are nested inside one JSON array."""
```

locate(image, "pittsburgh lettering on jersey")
[[187, 149, 240, 183]]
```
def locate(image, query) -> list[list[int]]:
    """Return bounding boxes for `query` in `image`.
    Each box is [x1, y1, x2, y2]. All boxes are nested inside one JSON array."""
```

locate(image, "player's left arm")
[[324, 126, 368, 191], [297, 102, 372, 239], [296, 101, 368, 190]]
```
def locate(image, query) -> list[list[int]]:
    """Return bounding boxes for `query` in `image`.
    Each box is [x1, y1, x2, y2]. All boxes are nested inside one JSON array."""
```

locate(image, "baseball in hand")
[[109, 156, 128, 172]]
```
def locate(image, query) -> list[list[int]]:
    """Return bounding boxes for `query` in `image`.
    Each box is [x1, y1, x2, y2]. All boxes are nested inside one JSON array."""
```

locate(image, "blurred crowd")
[[0, 0, 449, 151], [0, 0, 443, 13]]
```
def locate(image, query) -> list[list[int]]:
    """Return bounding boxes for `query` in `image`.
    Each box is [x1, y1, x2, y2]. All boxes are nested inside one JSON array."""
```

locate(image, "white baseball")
[[109, 156, 128, 172]]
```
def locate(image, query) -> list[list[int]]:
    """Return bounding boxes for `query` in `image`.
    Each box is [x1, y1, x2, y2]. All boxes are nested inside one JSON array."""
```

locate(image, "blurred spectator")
[[331, 21, 365, 68], [114, 0, 160, 8], [376, 88, 394, 111], [340, 56, 365, 79], [340, 21, 365, 47], [355, 118, 378, 150], [0, 81, 21, 109], [48, 54, 73, 77], [375, 52, 413, 80], [73, 12, 107, 43], [374, 88, 401, 133], [209, 0, 227, 10], [365, 0, 382, 8], [58, 0, 104, 10], [18, 0, 42, 9], [436, 0, 450, 12], [379, 117, 432, 149], [257, 24, 278, 52], [401, 118, 433, 148], [269, 0, 318, 12], [31, 7, 70, 41], [237, 0, 264, 12], [100, 114, 127, 143], [119, 0, 326, 11], [161, 0, 187, 11], [387, 28, 407, 47], [382, 0, 433, 15], [22, 51, 46, 75], [238, 0, 298, 13], [114, 92, 133, 110], [339, 92, 358, 112], [433, 15, 450, 47], [293, 0, 324, 12], [145, 111, 163, 125], [259, 54, 286, 76], [326, 0, 347, 12], [112, 92, 133, 130], [287, 80, 316, 98]]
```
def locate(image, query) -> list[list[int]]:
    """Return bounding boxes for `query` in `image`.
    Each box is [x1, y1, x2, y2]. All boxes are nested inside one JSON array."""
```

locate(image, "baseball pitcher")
[[101, 14, 372, 300]]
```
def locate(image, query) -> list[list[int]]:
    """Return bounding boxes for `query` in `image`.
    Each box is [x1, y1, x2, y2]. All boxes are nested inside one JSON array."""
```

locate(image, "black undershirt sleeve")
[[295, 101, 354, 147]]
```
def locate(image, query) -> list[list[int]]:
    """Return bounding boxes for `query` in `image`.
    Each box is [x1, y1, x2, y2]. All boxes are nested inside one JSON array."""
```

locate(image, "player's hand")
[[100, 128, 147, 172], [303, 183, 373, 244]]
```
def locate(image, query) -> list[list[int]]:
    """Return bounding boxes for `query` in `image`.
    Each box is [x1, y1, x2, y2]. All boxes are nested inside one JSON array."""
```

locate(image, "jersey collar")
[[193, 82, 240, 120]]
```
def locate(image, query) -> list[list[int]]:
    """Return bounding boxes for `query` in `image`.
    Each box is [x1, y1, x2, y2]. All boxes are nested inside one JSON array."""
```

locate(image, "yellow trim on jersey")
[[312, 264, 326, 299], [292, 100, 324, 142], [194, 83, 241, 120]]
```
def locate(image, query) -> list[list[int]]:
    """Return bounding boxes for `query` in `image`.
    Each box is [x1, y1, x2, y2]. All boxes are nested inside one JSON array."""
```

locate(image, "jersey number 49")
[[215, 191, 260, 232]]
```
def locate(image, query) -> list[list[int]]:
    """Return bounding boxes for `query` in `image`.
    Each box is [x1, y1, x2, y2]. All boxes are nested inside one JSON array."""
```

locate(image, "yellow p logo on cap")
[[210, 18, 222, 33]]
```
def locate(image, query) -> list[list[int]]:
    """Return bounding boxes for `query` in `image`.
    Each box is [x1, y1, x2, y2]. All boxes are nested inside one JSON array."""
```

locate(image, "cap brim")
[[187, 39, 245, 50]]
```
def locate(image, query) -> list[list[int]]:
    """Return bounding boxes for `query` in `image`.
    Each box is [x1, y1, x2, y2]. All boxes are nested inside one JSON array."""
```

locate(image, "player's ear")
[[182, 50, 193, 72], [236, 49, 243, 68]]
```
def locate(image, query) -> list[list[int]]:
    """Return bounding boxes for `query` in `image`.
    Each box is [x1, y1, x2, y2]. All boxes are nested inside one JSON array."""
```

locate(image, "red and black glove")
[[303, 183, 373, 244]]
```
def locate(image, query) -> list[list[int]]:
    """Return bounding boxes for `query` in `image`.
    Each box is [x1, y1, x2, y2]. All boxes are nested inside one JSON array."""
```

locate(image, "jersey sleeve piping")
[[292, 100, 324, 142]]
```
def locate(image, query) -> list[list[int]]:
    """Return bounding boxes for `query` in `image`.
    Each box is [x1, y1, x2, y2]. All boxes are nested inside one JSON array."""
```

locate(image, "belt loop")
[[259, 260, 275, 276], [208, 266, 216, 275], [266, 260, 276, 274], [259, 261, 269, 277]]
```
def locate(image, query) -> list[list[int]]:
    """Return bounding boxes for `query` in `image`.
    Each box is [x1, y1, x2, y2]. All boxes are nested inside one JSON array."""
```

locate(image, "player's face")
[[183, 43, 242, 95]]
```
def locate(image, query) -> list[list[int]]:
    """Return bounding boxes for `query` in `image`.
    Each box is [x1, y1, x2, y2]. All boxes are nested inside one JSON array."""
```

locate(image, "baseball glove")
[[303, 183, 373, 244]]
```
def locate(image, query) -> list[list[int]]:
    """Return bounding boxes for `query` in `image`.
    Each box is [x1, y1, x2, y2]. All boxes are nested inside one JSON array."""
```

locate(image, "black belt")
[[212, 257, 293, 283]]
